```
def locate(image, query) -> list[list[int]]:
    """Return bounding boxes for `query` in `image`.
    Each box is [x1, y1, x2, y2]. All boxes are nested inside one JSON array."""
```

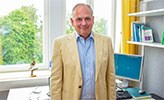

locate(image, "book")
[[131, 22, 144, 42], [141, 25, 154, 43], [161, 31, 164, 45], [125, 87, 152, 99]]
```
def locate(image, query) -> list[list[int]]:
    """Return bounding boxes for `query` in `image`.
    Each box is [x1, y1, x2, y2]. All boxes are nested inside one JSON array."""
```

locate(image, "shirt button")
[[79, 86, 82, 88]]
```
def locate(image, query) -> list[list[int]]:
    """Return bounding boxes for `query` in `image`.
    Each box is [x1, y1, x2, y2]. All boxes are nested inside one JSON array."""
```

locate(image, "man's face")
[[70, 6, 94, 38]]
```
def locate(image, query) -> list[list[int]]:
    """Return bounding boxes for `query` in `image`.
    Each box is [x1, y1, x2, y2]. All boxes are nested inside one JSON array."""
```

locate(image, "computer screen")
[[114, 53, 143, 82]]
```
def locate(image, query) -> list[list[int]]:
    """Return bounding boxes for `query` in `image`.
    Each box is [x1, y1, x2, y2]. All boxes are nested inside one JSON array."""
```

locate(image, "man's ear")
[[92, 16, 94, 24], [70, 18, 74, 26]]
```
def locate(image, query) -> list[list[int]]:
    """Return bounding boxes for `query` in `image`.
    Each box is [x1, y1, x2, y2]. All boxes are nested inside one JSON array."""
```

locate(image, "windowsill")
[[0, 70, 51, 91], [0, 70, 50, 82]]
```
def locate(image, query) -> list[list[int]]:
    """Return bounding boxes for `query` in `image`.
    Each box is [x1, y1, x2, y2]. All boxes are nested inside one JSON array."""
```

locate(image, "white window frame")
[[49, 0, 66, 58], [114, 0, 122, 53]]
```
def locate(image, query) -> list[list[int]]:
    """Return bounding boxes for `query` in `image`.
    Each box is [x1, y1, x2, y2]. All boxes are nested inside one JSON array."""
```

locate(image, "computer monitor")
[[114, 53, 143, 82]]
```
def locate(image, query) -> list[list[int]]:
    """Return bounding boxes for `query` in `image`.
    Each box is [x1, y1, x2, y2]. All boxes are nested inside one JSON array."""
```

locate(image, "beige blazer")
[[50, 33, 116, 100]]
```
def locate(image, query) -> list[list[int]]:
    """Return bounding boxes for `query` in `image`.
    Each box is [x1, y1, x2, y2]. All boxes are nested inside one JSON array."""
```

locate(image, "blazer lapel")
[[94, 34, 103, 81], [67, 33, 82, 80]]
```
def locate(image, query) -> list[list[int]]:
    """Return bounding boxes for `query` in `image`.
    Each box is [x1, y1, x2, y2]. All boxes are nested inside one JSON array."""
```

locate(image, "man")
[[50, 3, 116, 100]]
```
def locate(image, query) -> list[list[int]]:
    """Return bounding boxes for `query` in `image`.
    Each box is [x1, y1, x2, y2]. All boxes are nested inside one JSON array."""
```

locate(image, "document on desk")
[[7, 86, 50, 100]]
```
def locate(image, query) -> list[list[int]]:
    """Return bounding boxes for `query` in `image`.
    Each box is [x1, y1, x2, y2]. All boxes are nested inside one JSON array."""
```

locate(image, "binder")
[[131, 22, 144, 42]]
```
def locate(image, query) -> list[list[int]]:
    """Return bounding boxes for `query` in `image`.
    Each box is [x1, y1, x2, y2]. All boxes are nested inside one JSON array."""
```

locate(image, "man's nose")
[[81, 19, 87, 25]]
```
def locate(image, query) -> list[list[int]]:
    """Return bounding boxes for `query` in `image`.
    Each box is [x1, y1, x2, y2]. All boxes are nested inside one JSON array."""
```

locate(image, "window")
[[93, 0, 113, 36], [49, 0, 118, 61], [65, 0, 120, 51], [0, 0, 120, 72], [66, 0, 86, 34], [66, 0, 115, 40], [0, 0, 49, 72]]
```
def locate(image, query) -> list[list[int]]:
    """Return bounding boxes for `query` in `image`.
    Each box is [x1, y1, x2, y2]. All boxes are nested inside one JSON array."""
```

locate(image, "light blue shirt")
[[76, 33, 96, 100]]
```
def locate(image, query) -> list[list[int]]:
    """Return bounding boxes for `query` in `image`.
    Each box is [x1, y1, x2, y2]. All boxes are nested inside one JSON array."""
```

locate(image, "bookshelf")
[[128, 1, 164, 93], [128, 8, 164, 17], [128, 9, 164, 48], [127, 41, 164, 48], [128, 0, 164, 98]]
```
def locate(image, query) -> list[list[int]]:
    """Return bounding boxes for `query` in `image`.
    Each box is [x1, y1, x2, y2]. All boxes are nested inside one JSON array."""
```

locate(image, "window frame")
[[0, 0, 50, 72], [88, 0, 117, 49], [0, 0, 118, 72]]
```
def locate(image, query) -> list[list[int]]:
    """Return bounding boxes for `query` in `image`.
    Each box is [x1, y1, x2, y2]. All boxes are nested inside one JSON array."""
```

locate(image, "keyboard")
[[117, 90, 132, 100]]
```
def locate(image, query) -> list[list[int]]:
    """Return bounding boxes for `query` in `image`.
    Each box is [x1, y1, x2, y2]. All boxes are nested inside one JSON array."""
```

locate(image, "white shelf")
[[127, 41, 164, 48], [128, 9, 164, 16]]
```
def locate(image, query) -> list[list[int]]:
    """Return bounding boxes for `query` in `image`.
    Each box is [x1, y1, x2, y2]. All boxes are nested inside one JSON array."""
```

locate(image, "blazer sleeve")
[[106, 37, 116, 100], [50, 39, 63, 100]]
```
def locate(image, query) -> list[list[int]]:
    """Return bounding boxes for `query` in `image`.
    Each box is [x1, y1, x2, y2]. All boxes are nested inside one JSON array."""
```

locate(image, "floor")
[[0, 91, 9, 100]]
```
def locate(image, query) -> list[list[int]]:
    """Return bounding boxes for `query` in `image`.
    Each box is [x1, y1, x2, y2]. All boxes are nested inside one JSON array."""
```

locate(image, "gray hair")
[[72, 3, 93, 17]]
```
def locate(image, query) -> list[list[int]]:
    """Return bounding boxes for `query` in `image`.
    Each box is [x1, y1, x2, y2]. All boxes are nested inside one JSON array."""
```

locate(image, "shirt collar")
[[75, 32, 94, 41]]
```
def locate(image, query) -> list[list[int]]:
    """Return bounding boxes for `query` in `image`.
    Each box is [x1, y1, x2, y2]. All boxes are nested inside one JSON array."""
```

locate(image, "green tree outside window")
[[0, 5, 43, 65]]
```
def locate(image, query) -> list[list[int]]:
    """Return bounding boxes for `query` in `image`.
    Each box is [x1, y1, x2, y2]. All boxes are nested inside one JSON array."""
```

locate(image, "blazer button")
[[79, 86, 82, 88]]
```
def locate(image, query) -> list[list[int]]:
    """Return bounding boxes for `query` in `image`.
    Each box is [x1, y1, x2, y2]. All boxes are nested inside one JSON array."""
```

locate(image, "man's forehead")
[[74, 5, 90, 11], [73, 11, 92, 18], [74, 15, 92, 19], [73, 6, 92, 15]]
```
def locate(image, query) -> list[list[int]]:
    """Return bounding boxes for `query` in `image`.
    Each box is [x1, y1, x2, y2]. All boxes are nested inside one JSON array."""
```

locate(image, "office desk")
[[150, 93, 164, 100], [116, 91, 164, 100], [7, 86, 50, 100], [7, 86, 163, 100]]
